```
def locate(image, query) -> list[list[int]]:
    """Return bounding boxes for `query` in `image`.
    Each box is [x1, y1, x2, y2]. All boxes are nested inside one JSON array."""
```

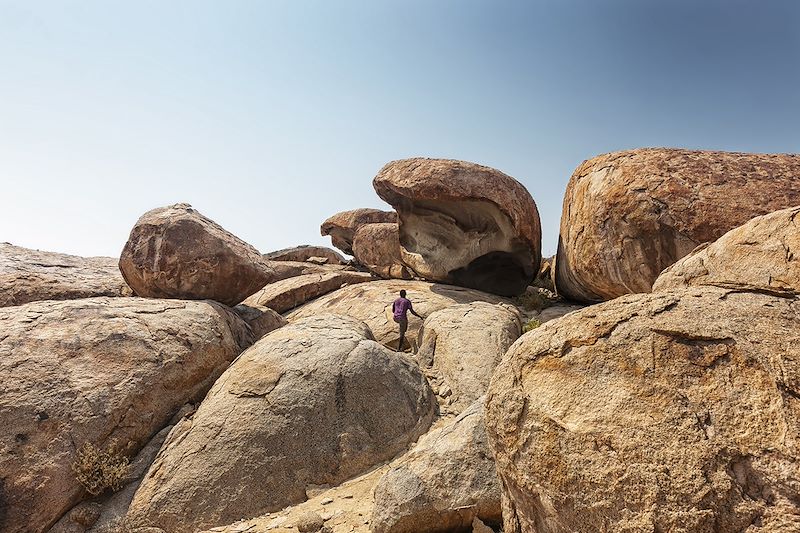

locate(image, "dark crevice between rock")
[[448, 251, 534, 297]]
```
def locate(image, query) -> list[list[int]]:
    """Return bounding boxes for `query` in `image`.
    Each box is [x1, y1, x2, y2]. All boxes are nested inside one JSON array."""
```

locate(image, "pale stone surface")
[[373, 158, 541, 296], [371, 400, 502, 533], [286, 280, 507, 346], [416, 302, 521, 412], [351, 223, 413, 280], [231, 303, 288, 340], [485, 287, 800, 533], [0, 243, 132, 307], [264, 245, 346, 265], [242, 271, 373, 314], [321, 209, 397, 255], [127, 315, 437, 533], [0, 297, 252, 533], [555, 148, 800, 302], [654, 205, 800, 295], [119, 203, 273, 306]]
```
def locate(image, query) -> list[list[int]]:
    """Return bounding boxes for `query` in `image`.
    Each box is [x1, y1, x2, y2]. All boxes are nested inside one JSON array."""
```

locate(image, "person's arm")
[[409, 302, 422, 319]]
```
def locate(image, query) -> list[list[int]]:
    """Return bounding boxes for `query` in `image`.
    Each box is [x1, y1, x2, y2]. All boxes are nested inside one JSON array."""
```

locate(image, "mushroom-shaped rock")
[[286, 280, 508, 346], [485, 287, 800, 533], [0, 243, 132, 307], [352, 223, 414, 280], [373, 158, 541, 297], [555, 148, 800, 302], [264, 245, 346, 265], [0, 297, 252, 533], [654, 205, 800, 295], [241, 271, 374, 314], [371, 400, 501, 533], [416, 302, 521, 412], [119, 203, 274, 306], [320, 208, 397, 255], [126, 315, 437, 533]]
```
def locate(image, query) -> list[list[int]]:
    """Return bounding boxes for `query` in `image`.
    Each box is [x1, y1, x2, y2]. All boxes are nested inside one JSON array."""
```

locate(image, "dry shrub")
[[522, 318, 541, 333], [71, 441, 131, 495]]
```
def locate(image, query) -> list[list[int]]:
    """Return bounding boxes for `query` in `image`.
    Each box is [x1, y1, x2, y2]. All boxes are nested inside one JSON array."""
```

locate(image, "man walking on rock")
[[392, 289, 422, 352]]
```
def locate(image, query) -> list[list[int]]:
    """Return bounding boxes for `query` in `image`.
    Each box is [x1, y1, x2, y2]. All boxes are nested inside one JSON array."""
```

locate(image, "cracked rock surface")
[[126, 314, 437, 533], [0, 243, 132, 307], [0, 297, 252, 533], [320, 209, 397, 256], [119, 203, 274, 306], [373, 158, 541, 297], [485, 287, 800, 533], [371, 399, 502, 533], [286, 280, 508, 346], [555, 149, 800, 302], [654, 205, 800, 296]]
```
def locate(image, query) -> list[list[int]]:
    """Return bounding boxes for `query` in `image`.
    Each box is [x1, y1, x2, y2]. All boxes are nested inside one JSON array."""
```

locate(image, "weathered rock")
[[654, 205, 800, 296], [126, 315, 437, 533], [286, 280, 507, 346], [242, 271, 374, 314], [555, 148, 800, 302], [416, 302, 521, 411], [352, 223, 414, 280], [0, 297, 252, 533], [485, 287, 800, 533], [373, 158, 541, 296], [119, 203, 273, 306], [371, 400, 501, 533], [231, 303, 288, 340], [264, 245, 346, 265], [0, 243, 132, 307], [321, 209, 398, 255]]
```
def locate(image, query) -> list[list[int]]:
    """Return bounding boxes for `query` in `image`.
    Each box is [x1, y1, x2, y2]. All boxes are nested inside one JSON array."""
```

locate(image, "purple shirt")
[[392, 297, 413, 319]]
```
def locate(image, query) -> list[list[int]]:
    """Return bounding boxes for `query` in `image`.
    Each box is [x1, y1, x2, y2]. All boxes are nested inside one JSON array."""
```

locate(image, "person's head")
[[399, 290, 406, 298]]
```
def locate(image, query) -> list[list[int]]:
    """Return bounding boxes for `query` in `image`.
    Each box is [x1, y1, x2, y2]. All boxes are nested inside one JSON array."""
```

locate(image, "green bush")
[[523, 318, 541, 333], [71, 441, 131, 496]]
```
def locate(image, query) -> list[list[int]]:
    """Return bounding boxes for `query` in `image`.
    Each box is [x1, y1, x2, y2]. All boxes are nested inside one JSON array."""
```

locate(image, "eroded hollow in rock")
[[395, 197, 534, 295]]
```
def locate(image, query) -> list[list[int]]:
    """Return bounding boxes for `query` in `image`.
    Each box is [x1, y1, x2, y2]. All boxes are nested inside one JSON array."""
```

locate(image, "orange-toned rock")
[[0, 243, 132, 307], [320, 208, 397, 255], [555, 148, 800, 302], [654, 205, 800, 295], [241, 271, 373, 314], [119, 204, 274, 306], [352, 223, 414, 280], [373, 158, 541, 296]]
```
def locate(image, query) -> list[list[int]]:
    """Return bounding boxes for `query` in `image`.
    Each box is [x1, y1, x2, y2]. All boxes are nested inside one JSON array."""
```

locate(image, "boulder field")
[[4, 149, 800, 533]]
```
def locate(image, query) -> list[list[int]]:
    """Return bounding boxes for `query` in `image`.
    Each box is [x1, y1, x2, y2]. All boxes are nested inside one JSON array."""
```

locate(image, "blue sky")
[[1, 0, 798, 257]]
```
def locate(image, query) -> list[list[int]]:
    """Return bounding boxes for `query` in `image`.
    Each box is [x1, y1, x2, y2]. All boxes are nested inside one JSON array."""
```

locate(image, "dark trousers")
[[394, 316, 408, 350]]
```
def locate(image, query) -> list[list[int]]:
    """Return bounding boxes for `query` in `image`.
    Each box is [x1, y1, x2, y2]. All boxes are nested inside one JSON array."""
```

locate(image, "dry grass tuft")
[[71, 441, 131, 496]]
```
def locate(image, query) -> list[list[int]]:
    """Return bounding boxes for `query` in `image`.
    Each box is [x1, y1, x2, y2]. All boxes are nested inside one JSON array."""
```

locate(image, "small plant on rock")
[[523, 318, 541, 333], [71, 441, 131, 496]]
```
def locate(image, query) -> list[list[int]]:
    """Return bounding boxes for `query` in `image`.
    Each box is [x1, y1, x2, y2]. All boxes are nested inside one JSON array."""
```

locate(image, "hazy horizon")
[[2, 0, 798, 258]]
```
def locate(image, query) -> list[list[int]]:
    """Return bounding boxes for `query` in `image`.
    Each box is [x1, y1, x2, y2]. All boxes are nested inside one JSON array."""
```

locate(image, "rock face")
[[320, 208, 398, 255], [654, 205, 800, 295], [126, 315, 437, 533], [0, 243, 132, 307], [485, 287, 800, 533], [286, 280, 507, 346], [371, 400, 501, 533], [231, 304, 288, 340], [242, 271, 373, 314], [555, 148, 800, 302], [119, 203, 273, 306], [373, 158, 541, 297], [263, 245, 346, 265], [0, 297, 252, 533], [352, 223, 414, 280], [416, 302, 521, 412]]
